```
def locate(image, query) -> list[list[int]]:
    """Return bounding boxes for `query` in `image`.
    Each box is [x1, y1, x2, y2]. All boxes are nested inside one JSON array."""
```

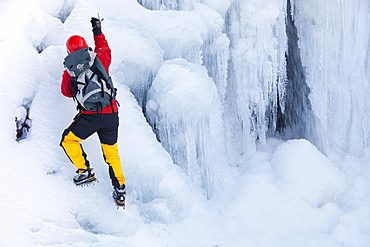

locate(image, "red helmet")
[[66, 35, 88, 53]]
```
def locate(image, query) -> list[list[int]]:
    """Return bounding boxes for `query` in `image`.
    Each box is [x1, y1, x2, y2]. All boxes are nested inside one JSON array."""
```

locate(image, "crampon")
[[115, 200, 125, 210], [75, 177, 98, 187], [73, 168, 98, 187]]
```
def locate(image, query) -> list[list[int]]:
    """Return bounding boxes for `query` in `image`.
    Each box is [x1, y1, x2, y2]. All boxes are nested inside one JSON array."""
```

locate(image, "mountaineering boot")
[[113, 184, 126, 208], [73, 168, 97, 186]]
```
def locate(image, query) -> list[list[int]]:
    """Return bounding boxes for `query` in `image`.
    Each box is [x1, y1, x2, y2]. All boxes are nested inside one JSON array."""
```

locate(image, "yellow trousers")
[[60, 113, 125, 187]]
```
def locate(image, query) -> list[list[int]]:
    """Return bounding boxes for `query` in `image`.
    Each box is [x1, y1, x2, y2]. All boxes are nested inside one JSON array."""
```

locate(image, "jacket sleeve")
[[94, 33, 111, 73], [61, 70, 73, 97]]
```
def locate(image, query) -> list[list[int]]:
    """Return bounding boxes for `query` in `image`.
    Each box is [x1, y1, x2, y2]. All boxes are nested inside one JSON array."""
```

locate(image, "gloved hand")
[[90, 17, 101, 29], [90, 17, 102, 36]]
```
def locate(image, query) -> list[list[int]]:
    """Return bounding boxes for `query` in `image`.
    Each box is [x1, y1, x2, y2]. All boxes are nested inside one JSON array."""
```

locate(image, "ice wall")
[[139, 0, 370, 195], [139, 0, 289, 168], [292, 0, 370, 155], [224, 0, 288, 161], [146, 59, 228, 199], [138, 1, 231, 197], [137, 0, 196, 10]]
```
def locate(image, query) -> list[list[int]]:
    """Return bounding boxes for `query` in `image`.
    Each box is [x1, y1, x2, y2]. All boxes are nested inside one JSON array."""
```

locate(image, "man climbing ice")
[[60, 17, 126, 208]]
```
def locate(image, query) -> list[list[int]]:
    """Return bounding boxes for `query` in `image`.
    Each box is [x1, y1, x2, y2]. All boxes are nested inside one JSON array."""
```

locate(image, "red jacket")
[[61, 33, 118, 114]]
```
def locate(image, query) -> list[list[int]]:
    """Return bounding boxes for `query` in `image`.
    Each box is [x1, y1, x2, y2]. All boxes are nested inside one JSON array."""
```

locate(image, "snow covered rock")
[[272, 139, 347, 207]]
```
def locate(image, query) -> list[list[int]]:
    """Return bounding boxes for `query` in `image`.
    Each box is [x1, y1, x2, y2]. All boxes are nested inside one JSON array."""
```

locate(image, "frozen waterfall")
[[137, 0, 370, 197], [293, 0, 370, 155]]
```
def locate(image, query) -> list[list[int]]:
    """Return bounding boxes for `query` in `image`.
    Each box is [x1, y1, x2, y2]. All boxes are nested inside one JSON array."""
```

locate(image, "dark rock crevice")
[[273, 0, 315, 142], [15, 103, 32, 142]]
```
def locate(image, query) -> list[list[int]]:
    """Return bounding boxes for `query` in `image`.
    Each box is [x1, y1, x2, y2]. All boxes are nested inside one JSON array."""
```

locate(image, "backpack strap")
[[70, 76, 87, 111], [89, 57, 117, 112]]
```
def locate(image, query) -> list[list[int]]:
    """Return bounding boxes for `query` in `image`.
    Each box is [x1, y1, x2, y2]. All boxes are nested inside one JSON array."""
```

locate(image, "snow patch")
[[272, 139, 347, 206]]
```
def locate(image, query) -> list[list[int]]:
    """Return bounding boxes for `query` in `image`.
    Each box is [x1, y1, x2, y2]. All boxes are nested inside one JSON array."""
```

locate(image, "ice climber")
[[60, 17, 126, 208]]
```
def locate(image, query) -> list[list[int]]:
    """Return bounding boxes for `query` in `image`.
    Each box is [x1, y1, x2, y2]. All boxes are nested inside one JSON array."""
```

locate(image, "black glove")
[[91, 17, 102, 36], [91, 17, 101, 28]]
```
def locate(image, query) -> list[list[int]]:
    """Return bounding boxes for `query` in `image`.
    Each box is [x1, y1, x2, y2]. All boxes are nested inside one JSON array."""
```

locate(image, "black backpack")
[[64, 48, 116, 112]]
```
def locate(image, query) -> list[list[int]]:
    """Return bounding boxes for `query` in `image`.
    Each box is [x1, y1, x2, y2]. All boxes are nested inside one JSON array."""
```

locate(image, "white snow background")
[[1, 0, 370, 246]]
